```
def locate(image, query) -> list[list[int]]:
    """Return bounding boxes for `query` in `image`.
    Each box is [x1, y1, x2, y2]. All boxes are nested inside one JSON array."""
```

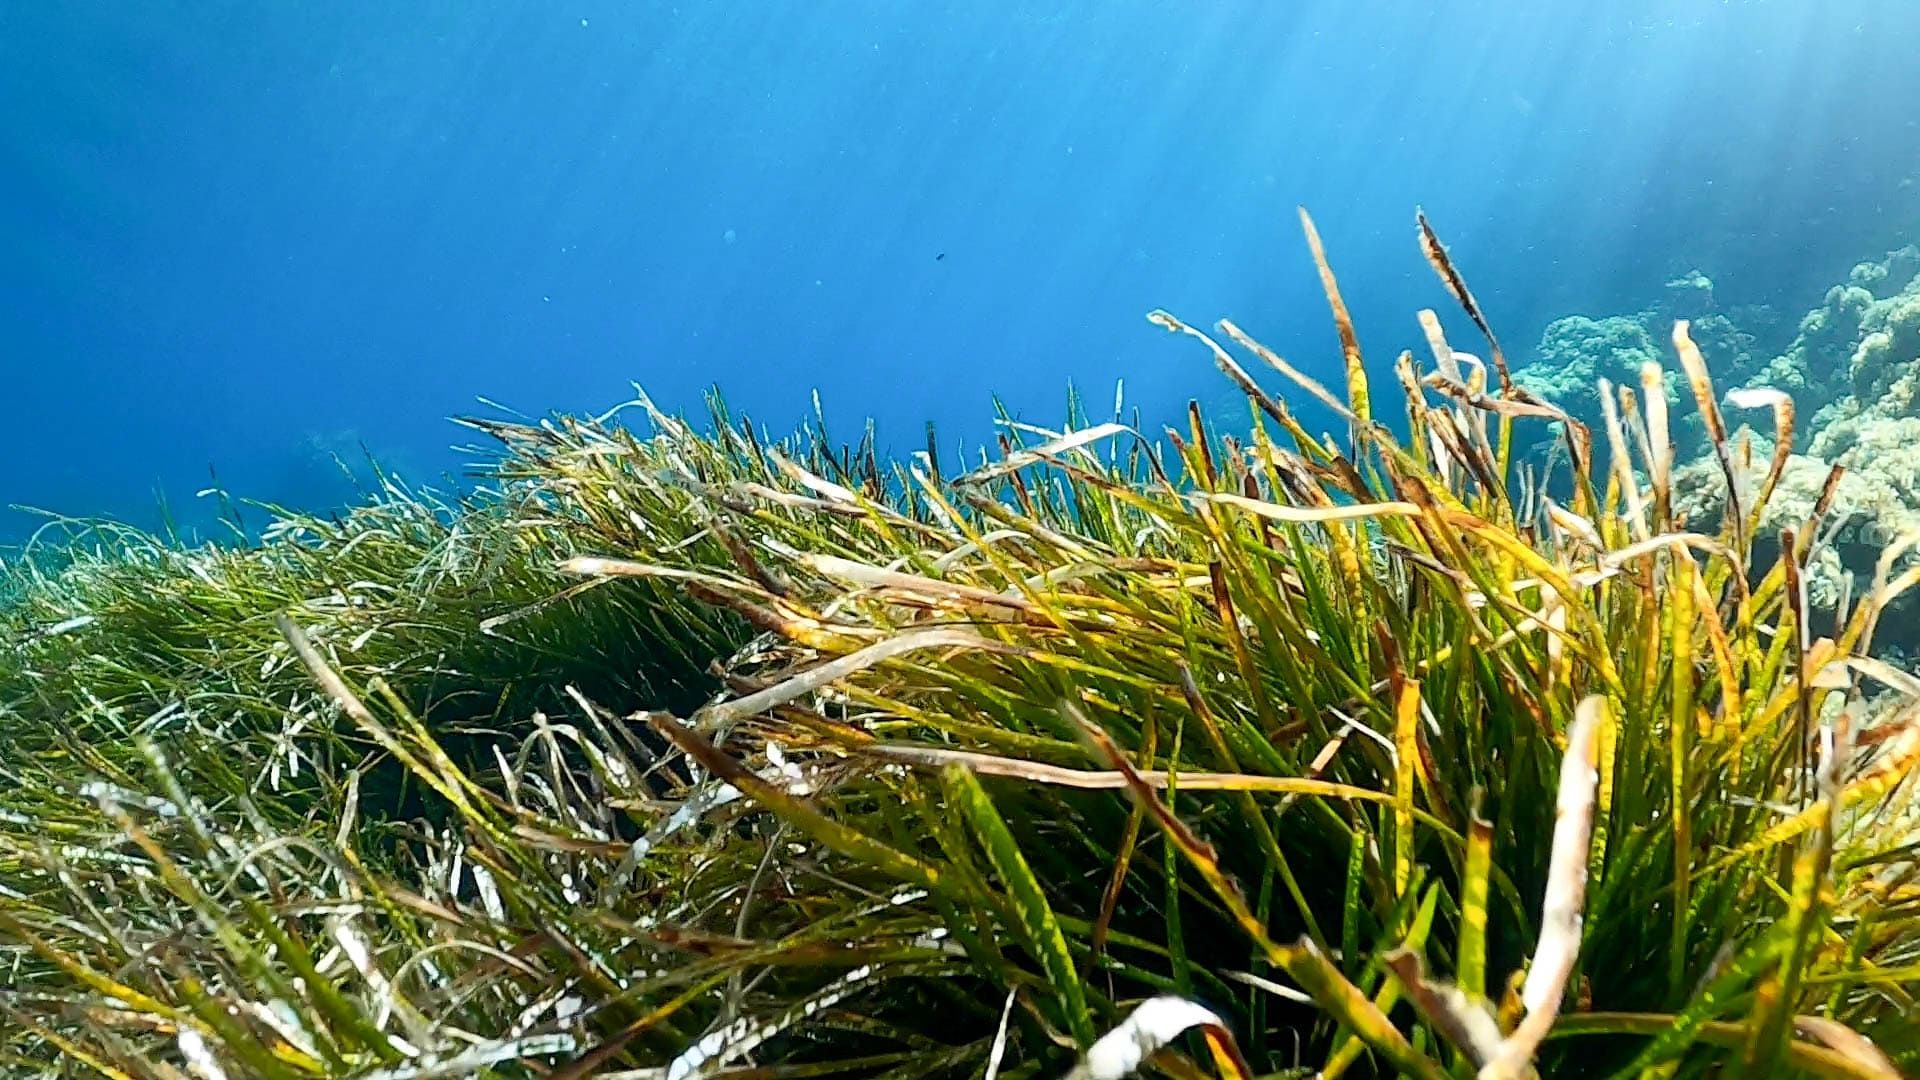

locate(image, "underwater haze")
[[4, 1, 1919, 545]]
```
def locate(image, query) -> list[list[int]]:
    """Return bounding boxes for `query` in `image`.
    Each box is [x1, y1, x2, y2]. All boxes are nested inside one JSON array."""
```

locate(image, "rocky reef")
[[1516, 243, 1920, 632], [1513, 271, 1775, 452]]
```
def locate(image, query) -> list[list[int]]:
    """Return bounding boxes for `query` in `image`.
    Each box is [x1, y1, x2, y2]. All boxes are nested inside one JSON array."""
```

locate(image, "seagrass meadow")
[[3, 211, 1918, 1079]]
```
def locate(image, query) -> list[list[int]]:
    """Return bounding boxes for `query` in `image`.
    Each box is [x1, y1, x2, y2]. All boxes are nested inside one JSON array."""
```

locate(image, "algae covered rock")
[[1675, 430, 1914, 611], [1685, 312, 1761, 385], [1797, 411, 1920, 613], [1663, 268, 1716, 320], [1777, 283, 1873, 395], [1514, 314, 1665, 407], [1514, 245, 1920, 586], [1848, 244, 1920, 298], [1845, 287, 1920, 405], [1751, 244, 1920, 404], [1669, 243, 1920, 627], [1746, 244, 1920, 516], [1511, 301, 1761, 442]]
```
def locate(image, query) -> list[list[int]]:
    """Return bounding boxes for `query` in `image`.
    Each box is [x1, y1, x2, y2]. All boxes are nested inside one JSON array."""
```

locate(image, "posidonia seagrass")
[[2, 210, 1917, 1079]]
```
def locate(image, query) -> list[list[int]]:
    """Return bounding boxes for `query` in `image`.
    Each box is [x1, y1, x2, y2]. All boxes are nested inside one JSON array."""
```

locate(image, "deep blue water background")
[[4, 1, 1918, 545]]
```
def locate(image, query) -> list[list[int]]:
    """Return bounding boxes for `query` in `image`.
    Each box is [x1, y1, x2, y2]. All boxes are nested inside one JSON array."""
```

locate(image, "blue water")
[[5, 2, 1918, 545]]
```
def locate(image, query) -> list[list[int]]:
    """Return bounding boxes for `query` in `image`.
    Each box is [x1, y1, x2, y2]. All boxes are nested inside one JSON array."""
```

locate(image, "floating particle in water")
[[723, 228, 737, 244]]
